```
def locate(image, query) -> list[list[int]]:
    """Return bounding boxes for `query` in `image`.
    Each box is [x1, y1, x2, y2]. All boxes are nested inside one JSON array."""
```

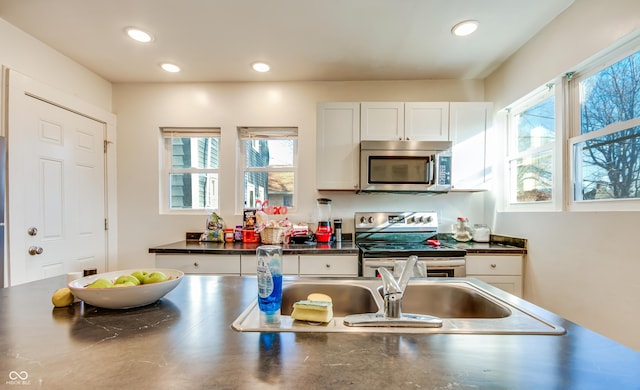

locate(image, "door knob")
[[28, 246, 43, 255]]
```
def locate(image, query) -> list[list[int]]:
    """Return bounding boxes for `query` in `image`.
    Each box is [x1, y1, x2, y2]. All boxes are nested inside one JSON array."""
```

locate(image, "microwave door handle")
[[428, 156, 435, 184]]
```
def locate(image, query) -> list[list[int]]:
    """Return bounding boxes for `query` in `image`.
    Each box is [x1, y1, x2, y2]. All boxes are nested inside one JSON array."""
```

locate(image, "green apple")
[[131, 271, 149, 284], [143, 271, 168, 284], [87, 278, 113, 288], [112, 281, 136, 288], [114, 275, 140, 286]]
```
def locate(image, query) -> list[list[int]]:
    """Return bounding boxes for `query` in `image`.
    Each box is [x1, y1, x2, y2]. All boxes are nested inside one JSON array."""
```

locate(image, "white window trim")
[[503, 82, 564, 212], [159, 127, 221, 215], [236, 126, 298, 214], [566, 37, 640, 211]]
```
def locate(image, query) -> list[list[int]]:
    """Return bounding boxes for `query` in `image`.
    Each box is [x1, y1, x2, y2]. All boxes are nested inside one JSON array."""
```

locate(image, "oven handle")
[[363, 258, 466, 268]]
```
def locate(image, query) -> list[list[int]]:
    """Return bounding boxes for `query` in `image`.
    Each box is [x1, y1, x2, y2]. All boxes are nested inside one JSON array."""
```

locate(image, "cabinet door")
[[360, 102, 404, 141], [449, 102, 493, 189], [155, 254, 240, 274], [466, 255, 523, 297], [240, 255, 299, 276], [316, 102, 360, 190], [405, 102, 449, 141], [472, 275, 523, 298], [299, 255, 358, 276]]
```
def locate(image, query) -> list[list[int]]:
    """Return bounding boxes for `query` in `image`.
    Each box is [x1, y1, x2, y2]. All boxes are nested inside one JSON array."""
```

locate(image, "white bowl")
[[68, 268, 184, 309]]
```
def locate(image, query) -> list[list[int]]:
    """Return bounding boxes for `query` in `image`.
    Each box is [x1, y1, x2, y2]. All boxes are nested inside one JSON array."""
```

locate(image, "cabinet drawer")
[[466, 255, 522, 275], [155, 254, 240, 274], [299, 255, 358, 276], [240, 255, 299, 276]]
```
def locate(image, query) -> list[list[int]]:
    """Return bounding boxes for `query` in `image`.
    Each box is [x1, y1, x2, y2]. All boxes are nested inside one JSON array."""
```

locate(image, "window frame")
[[236, 126, 298, 214], [159, 127, 221, 215], [504, 83, 564, 212], [567, 39, 640, 211]]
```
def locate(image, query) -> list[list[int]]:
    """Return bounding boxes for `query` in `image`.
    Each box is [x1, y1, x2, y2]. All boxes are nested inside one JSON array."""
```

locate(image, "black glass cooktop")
[[357, 241, 466, 258]]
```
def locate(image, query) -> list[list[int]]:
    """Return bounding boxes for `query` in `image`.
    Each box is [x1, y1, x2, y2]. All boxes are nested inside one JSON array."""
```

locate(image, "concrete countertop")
[[2, 275, 637, 388]]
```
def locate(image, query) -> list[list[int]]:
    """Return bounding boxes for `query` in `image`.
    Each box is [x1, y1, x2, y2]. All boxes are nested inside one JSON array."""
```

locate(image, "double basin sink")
[[231, 278, 566, 334]]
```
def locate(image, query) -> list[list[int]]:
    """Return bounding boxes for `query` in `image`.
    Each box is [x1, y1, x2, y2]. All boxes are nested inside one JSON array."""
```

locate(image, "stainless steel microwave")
[[359, 140, 452, 193]]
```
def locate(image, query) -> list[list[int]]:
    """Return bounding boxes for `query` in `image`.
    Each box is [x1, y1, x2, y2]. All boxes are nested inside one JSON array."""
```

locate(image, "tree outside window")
[[573, 49, 640, 201]]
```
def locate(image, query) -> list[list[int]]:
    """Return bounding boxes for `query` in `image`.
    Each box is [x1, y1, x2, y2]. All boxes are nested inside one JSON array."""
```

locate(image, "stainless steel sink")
[[231, 278, 566, 335], [281, 283, 379, 316], [379, 284, 512, 318]]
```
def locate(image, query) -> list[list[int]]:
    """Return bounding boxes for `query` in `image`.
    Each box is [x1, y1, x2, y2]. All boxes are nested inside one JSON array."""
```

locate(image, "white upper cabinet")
[[361, 102, 449, 141], [405, 102, 450, 141], [449, 102, 493, 190], [316, 102, 361, 190], [360, 102, 404, 140]]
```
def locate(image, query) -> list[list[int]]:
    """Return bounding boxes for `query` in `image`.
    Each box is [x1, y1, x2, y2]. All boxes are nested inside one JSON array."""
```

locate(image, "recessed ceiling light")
[[451, 20, 479, 37], [125, 27, 153, 43], [252, 62, 270, 73], [161, 63, 180, 73]]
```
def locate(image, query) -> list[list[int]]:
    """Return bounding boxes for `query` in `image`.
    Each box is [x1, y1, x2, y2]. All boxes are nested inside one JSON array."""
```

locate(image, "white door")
[[7, 75, 107, 286]]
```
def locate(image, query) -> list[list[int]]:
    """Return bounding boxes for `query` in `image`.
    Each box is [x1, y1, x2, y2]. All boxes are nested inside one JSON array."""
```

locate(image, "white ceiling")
[[0, 0, 574, 83]]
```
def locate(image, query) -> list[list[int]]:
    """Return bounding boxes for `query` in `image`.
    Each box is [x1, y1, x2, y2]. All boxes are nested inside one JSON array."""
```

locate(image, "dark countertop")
[[2, 274, 638, 389], [149, 234, 527, 256], [149, 240, 360, 255]]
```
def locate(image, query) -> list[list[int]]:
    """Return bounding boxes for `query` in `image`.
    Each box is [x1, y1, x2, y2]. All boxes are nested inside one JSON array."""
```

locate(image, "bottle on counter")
[[224, 228, 235, 242], [256, 245, 283, 324], [452, 217, 473, 242], [333, 218, 342, 243]]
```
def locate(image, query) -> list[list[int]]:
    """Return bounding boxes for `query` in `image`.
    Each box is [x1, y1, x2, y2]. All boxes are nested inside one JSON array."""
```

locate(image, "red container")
[[242, 229, 260, 243]]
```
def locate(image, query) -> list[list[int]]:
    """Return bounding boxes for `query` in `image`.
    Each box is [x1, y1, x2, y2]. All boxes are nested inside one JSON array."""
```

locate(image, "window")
[[506, 85, 557, 206], [238, 127, 297, 210], [160, 127, 220, 212], [570, 48, 640, 203]]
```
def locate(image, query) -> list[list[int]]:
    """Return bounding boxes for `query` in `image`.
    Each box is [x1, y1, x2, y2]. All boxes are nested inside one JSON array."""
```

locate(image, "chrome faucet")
[[379, 255, 417, 319], [343, 255, 443, 328]]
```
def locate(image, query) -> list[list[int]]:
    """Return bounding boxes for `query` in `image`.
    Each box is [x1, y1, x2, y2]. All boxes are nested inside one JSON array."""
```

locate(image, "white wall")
[[0, 18, 115, 286], [0, 18, 112, 112], [485, 0, 640, 351], [112, 80, 488, 268]]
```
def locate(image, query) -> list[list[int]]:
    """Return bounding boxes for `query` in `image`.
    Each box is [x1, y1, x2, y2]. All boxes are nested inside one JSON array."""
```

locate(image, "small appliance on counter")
[[315, 198, 333, 243]]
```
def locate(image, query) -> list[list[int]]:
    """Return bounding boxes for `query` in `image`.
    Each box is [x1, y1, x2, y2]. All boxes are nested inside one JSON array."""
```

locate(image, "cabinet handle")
[[490, 263, 497, 268], [325, 263, 331, 268], [193, 262, 199, 267], [406, 136, 410, 140]]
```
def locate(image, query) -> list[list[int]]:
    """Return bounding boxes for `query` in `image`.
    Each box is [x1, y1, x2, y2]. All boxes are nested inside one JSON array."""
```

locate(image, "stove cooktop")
[[358, 241, 466, 258]]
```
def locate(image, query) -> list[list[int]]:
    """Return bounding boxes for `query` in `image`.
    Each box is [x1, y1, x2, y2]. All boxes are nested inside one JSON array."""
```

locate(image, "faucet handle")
[[378, 267, 401, 296], [397, 255, 417, 294]]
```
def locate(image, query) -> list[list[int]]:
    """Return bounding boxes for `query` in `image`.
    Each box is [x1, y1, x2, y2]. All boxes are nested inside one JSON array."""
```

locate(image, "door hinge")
[[104, 140, 112, 153], [105, 218, 109, 230]]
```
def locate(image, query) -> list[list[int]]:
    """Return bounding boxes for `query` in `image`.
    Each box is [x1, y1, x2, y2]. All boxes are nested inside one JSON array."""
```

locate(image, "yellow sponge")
[[291, 293, 333, 323]]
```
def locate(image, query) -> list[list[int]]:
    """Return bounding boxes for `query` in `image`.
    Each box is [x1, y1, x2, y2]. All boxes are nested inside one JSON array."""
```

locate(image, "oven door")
[[362, 258, 466, 278]]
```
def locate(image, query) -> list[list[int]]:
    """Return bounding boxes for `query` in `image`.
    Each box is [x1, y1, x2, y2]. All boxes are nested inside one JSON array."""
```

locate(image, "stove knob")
[[360, 216, 368, 224], [368, 216, 374, 224], [406, 216, 414, 224], [417, 216, 424, 223], [426, 216, 433, 223]]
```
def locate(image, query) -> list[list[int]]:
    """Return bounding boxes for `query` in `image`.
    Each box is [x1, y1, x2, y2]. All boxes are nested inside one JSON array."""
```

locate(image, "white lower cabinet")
[[240, 255, 299, 276], [155, 254, 240, 274], [298, 255, 358, 277], [465, 255, 523, 297], [156, 253, 359, 277]]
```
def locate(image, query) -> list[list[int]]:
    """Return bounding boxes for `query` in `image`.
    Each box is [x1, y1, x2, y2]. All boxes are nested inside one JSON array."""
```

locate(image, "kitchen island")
[[2, 275, 637, 389]]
